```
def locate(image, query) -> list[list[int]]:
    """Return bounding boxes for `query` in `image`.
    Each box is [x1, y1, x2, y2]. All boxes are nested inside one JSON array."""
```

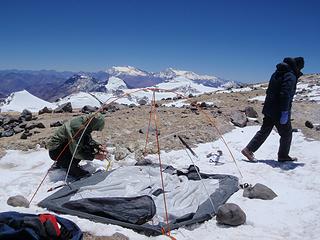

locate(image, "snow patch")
[[0, 90, 56, 112]]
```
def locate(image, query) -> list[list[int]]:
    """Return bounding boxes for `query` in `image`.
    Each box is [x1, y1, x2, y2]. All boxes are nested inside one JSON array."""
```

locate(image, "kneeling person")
[[47, 113, 106, 178]]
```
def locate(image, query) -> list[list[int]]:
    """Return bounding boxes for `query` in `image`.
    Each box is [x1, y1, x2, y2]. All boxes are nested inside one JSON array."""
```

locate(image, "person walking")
[[242, 57, 304, 162]]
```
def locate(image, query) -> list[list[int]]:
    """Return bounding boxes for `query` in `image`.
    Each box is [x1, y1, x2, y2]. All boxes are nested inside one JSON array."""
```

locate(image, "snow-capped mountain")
[[156, 68, 237, 88], [107, 66, 148, 77], [0, 90, 56, 112], [106, 66, 162, 88], [105, 76, 128, 92], [0, 67, 240, 109], [157, 68, 215, 80], [64, 74, 106, 92]]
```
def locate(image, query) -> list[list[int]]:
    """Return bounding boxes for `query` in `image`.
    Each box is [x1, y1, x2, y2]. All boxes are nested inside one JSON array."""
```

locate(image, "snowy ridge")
[[157, 67, 217, 81], [0, 90, 56, 112], [105, 76, 128, 92], [107, 66, 148, 76]]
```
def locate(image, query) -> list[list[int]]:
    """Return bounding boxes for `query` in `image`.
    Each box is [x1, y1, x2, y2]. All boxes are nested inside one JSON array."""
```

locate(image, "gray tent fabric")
[[39, 165, 239, 236]]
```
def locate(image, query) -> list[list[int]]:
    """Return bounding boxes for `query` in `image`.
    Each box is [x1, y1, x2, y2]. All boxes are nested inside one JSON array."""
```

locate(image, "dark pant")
[[49, 143, 81, 169], [246, 115, 292, 158]]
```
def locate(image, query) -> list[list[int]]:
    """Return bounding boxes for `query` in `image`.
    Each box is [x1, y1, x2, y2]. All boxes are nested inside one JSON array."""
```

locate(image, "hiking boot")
[[241, 148, 255, 161], [68, 165, 90, 178], [278, 156, 298, 162]]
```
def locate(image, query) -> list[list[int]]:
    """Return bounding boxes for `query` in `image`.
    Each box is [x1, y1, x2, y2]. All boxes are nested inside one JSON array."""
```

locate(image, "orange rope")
[[196, 106, 244, 180], [152, 91, 171, 237]]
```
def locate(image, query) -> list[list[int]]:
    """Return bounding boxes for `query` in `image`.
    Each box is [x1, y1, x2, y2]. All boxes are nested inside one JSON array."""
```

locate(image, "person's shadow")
[[242, 159, 305, 170]]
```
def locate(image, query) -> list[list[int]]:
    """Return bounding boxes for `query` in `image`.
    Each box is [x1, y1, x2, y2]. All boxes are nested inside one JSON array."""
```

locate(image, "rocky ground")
[[0, 74, 319, 239]]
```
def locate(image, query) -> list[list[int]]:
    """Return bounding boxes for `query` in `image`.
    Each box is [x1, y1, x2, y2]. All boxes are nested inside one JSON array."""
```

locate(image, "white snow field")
[[0, 126, 319, 240], [0, 90, 56, 112]]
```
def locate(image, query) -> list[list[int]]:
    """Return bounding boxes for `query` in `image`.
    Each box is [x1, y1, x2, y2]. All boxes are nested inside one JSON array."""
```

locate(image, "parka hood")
[[85, 113, 105, 132]]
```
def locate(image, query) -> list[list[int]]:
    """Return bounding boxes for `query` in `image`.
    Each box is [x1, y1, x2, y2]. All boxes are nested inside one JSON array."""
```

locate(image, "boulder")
[[114, 146, 130, 161], [38, 107, 53, 115], [7, 195, 29, 208], [35, 122, 45, 128], [200, 102, 207, 108], [244, 106, 258, 118], [138, 99, 147, 106], [0, 115, 5, 126], [216, 203, 246, 226], [54, 102, 73, 113], [25, 122, 45, 130], [81, 105, 98, 114], [305, 121, 314, 129], [21, 131, 32, 139], [243, 183, 277, 200], [1, 129, 14, 137], [104, 103, 121, 112], [230, 111, 247, 128], [20, 109, 32, 121], [3, 116, 21, 125], [50, 121, 63, 127], [19, 122, 27, 128], [13, 127, 24, 134]]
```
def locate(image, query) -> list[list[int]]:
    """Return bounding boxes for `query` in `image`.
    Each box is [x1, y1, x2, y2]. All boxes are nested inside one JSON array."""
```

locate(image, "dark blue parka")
[[262, 58, 303, 120]]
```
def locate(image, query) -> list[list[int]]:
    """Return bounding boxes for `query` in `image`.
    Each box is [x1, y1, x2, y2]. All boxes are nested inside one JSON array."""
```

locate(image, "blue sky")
[[0, 0, 319, 82]]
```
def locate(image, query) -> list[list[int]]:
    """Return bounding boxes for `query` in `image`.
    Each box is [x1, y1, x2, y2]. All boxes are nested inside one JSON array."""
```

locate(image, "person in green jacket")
[[47, 113, 106, 178]]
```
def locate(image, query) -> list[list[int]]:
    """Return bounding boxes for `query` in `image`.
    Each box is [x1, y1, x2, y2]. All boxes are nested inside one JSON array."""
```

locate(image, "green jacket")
[[47, 113, 105, 160]]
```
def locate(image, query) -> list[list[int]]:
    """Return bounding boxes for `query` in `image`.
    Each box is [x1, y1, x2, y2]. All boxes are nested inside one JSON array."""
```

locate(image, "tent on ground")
[[39, 164, 239, 236]]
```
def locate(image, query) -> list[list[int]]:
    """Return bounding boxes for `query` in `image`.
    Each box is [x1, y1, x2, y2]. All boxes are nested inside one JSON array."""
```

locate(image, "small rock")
[[1, 129, 14, 137], [305, 121, 314, 129], [38, 107, 53, 115], [243, 183, 277, 200], [13, 127, 24, 134], [114, 146, 130, 161], [21, 131, 32, 139], [7, 195, 29, 208], [50, 121, 63, 127], [54, 102, 73, 113], [138, 99, 147, 106], [134, 149, 145, 162], [216, 203, 246, 226], [230, 111, 247, 128], [36, 122, 45, 128], [111, 232, 129, 240], [20, 109, 32, 121], [200, 102, 207, 108], [81, 105, 98, 114], [19, 123, 27, 128], [316, 126, 320, 131], [244, 106, 258, 118], [135, 158, 153, 166]]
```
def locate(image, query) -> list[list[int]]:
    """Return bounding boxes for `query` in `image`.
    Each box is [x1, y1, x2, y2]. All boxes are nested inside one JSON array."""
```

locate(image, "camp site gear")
[[39, 164, 239, 236], [0, 211, 82, 240]]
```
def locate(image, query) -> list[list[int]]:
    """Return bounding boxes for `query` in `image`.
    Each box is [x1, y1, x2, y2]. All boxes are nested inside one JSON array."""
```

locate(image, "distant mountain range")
[[0, 67, 237, 101]]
